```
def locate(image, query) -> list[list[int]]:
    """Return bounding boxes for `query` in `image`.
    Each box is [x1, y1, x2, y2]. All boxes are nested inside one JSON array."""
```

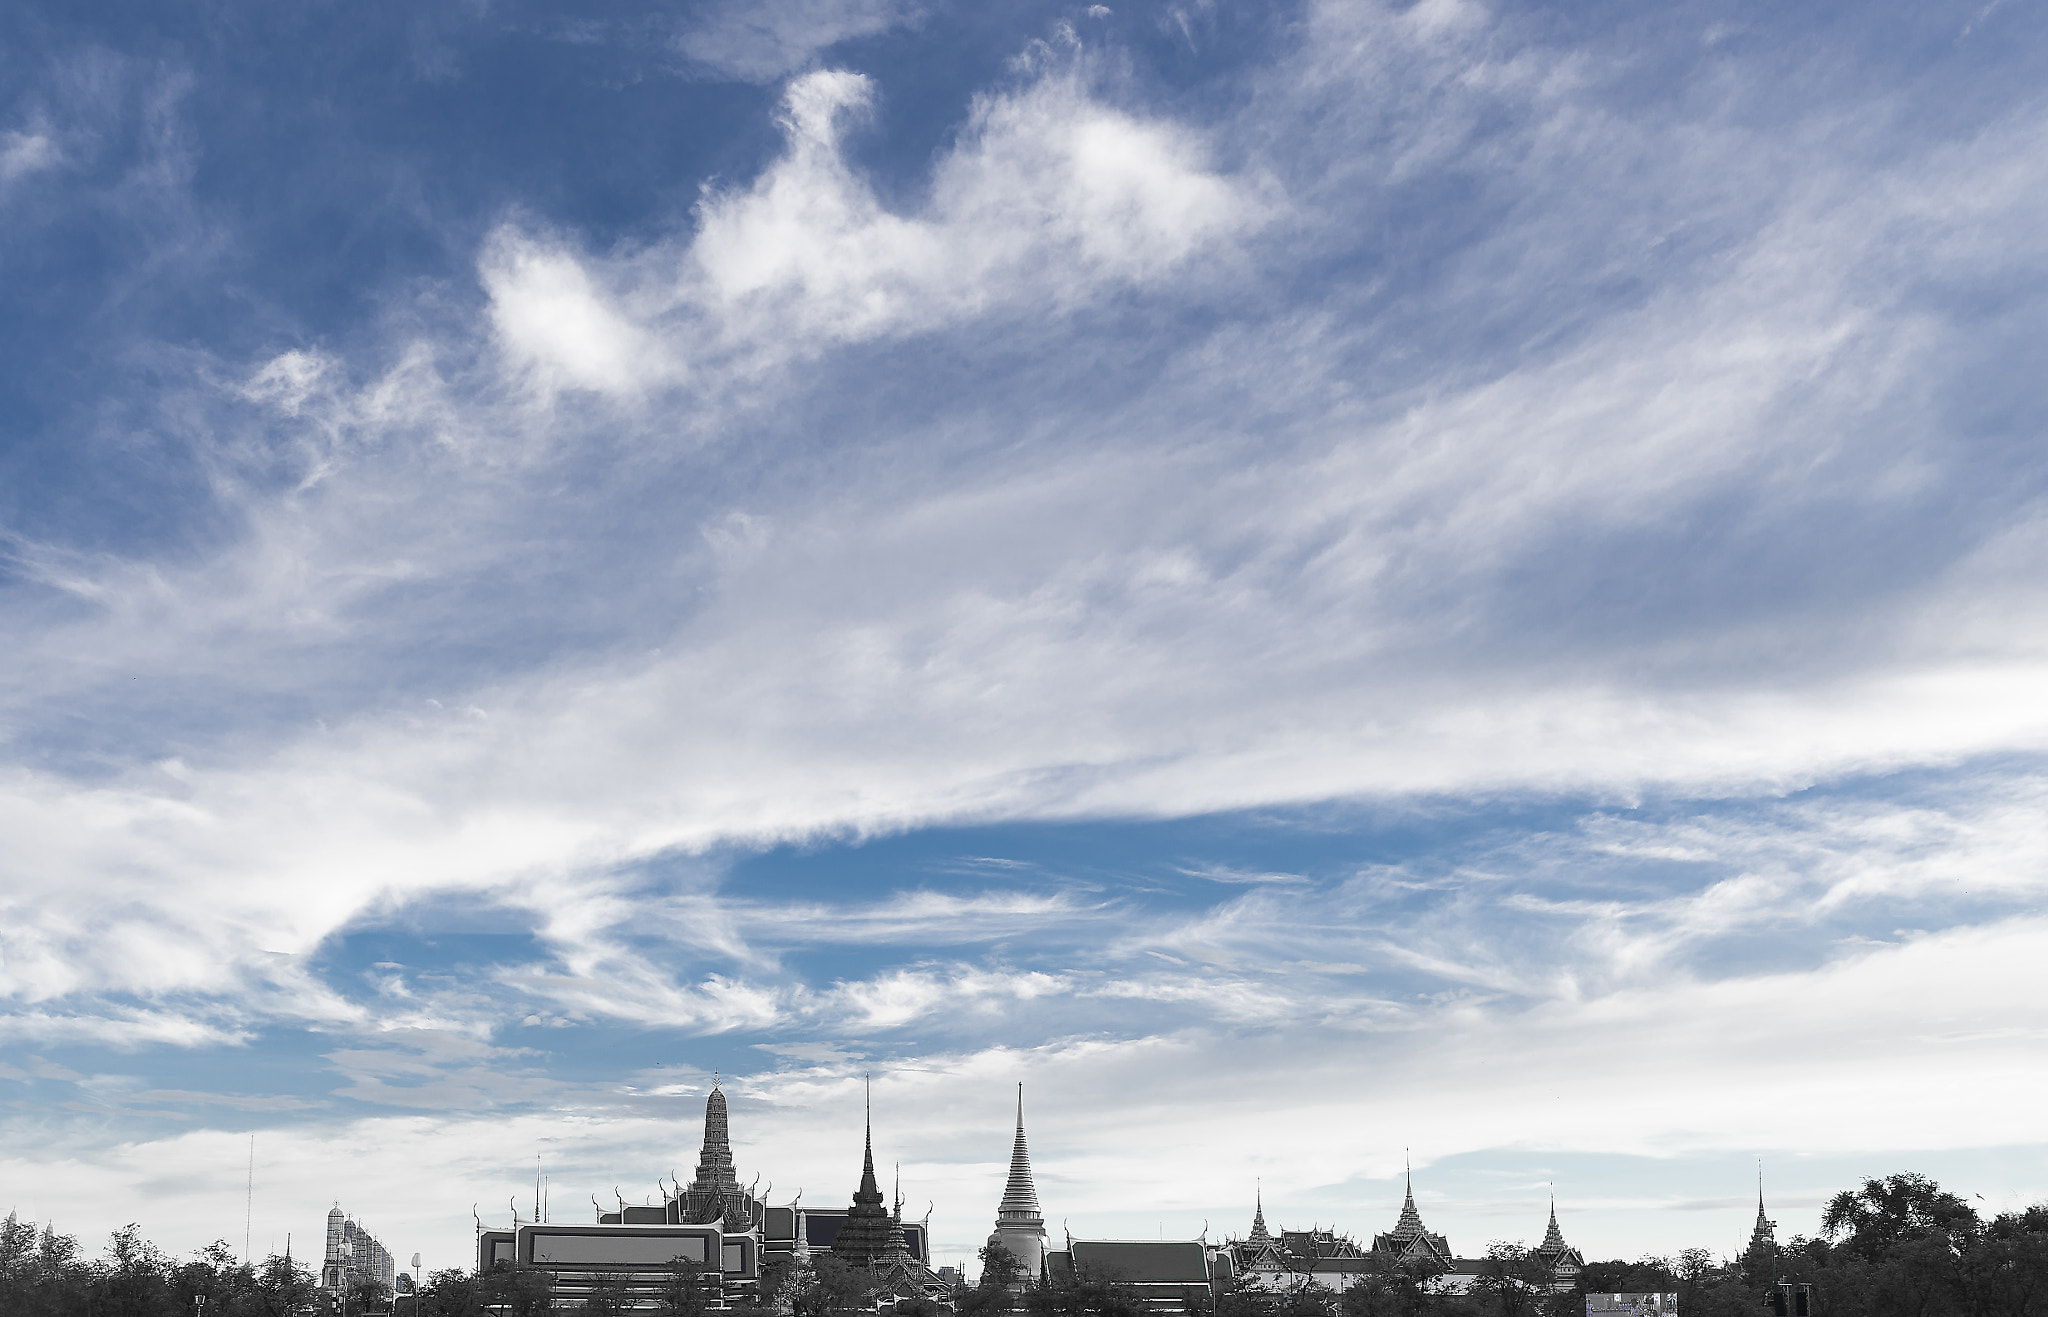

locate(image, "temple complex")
[[465, 1078, 1630, 1314]]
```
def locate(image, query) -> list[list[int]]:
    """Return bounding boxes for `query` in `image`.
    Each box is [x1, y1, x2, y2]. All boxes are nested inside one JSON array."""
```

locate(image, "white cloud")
[[6, 918, 2044, 1267], [5, 0, 2048, 1260], [481, 60, 1262, 396], [677, 0, 922, 83], [0, 129, 59, 185], [482, 231, 669, 396]]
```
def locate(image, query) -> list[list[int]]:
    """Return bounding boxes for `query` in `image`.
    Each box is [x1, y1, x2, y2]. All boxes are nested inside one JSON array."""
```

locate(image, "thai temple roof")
[[1369, 1162, 1453, 1265], [1540, 1193, 1568, 1253], [1748, 1168, 1777, 1251], [1392, 1169, 1428, 1239], [1248, 1184, 1271, 1245]]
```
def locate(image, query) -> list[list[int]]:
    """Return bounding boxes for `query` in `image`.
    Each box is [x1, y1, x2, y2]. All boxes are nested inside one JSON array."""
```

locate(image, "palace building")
[[1224, 1171, 1584, 1297]]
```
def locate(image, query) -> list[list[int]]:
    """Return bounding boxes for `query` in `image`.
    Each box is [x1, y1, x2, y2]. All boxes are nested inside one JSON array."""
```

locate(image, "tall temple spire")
[[1749, 1162, 1776, 1251], [1540, 1187, 1567, 1252], [1394, 1154, 1425, 1238], [987, 1082, 1049, 1279], [1249, 1180, 1271, 1244], [998, 1082, 1045, 1226], [834, 1073, 897, 1265], [1371, 1154, 1452, 1268], [1532, 1185, 1584, 1289]]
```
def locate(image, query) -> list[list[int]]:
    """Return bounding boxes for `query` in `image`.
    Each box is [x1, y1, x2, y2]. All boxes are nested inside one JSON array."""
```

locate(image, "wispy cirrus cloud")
[[675, 0, 923, 83], [3, 0, 2048, 1272]]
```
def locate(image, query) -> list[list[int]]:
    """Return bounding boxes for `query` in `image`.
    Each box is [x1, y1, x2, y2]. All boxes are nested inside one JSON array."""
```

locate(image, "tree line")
[[6, 1173, 2046, 1316]]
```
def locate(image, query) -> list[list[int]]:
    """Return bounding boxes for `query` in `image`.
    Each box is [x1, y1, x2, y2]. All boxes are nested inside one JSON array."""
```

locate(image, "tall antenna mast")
[[245, 1135, 255, 1264]]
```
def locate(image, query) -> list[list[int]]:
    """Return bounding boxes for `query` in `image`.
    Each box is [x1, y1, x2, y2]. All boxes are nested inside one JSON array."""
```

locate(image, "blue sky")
[[4, 0, 2048, 1280]]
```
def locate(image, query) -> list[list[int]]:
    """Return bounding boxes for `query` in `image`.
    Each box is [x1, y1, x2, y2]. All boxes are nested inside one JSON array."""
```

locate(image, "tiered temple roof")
[[1247, 1187, 1272, 1246], [834, 1087, 951, 1304], [832, 1086, 900, 1266], [1747, 1167, 1778, 1258], [1369, 1168, 1453, 1268], [1533, 1191, 1584, 1291]]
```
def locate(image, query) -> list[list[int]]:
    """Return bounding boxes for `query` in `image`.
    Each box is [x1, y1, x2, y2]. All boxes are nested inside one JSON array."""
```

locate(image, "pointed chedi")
[[987, 1082, 1049, 1279]]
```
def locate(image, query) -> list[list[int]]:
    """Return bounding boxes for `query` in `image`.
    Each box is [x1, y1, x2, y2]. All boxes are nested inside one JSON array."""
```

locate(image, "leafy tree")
[[1023, 1259, 1148, 1317], [1468, 1243, 1548, 1317], [734, 1256, 796, 1316], [174, 1241, 258, 1317], [1334, 1265, 1452, 1317], [784, 1252, 872, 1317], [580, 1270, 633, 1315], [247, 1252, 321, 1317], [1212, 1284, 1272, 1317], [96, 1222, 176, 1317], [656, 1258, 719, 1317], [1272, 1281, 1336, 1317], [1575, 1257, 1677, 1295], [1822, 1173, 1980, 1262], [957, 1244, 1026, 1317], [1977, 1206, 2048, 1317], [417, 1265, 486, 1317], [478, 1264, 559, 1316]]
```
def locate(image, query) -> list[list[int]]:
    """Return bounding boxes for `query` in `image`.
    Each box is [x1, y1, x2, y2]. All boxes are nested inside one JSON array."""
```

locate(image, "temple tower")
[[833, 1078, 898, 1266], [1533, 1190, 1584, 1291], [1749, 1190, 1777, 1254], [987, 1083, 1049, 1278], [1248, 1184, 1272, 1245], [1369, 1160, 1452, 1267], [679, 1079, 757, 1225]]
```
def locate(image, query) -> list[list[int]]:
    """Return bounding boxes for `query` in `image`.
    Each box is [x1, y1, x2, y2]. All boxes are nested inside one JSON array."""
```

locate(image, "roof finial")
[[1017, 1080, 1024, 1129]]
